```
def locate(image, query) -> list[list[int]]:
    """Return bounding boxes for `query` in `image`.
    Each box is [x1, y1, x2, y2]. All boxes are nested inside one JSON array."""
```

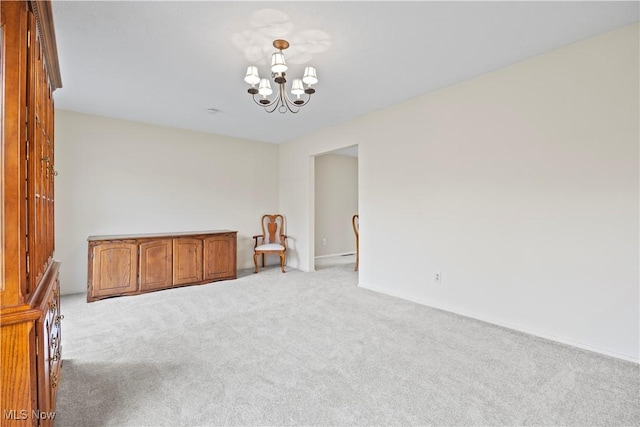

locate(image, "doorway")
[[313, 145, 359, 271]]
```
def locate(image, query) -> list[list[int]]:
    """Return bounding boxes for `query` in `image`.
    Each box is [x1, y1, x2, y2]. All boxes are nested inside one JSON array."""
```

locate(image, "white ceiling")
[[51, 1, 638, 144], [331, 145, 358, 158]]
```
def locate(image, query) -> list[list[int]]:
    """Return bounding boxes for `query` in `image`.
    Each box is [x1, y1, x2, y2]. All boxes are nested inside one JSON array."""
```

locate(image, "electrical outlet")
[[322, 238, 327, 245], [434, 272, 442, 284]]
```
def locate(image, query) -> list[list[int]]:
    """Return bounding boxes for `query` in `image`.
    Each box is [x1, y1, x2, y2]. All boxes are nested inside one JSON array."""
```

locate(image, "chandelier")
[[244, 39, 318, 114]]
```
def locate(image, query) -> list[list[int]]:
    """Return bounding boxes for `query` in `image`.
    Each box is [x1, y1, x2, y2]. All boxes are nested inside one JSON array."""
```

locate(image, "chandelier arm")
[[249, 80, 313, 114], [251, 94, 272, 107], [285, 87, 314, 109], [266, 98, 281, 113], [280, 87, 300, 114], [298, 93, 313, 107], [284, 92, 311, 109], [266, 86, 285, 113], [278, 84, 290, 113], [259, 88, 285, 113], [251, 94, 282, 112], [278, 83, 301, 114]]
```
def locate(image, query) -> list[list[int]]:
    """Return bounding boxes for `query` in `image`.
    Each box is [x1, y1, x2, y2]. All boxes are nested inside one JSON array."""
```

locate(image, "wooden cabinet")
[[87, 231, 237, 302], [89, 242, 138, 298], [1, 1, 63, 424], [35, 269, 62, 421], [140, 239, 172, 291], [173, 238, 203, 285], [204, 235, 236, 281]]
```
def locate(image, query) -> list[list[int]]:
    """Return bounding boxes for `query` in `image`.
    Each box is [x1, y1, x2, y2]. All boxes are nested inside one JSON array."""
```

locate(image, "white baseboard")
[[314, 252, 356, 259], [358, 282, 639, 364]]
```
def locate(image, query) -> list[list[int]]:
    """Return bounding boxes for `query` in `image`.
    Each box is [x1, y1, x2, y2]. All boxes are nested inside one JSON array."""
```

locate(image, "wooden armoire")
[[1, 1, 63, 425]]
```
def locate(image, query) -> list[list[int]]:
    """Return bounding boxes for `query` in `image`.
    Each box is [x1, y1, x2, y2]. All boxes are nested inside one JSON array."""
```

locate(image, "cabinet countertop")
[[88, 230, 237, 242]]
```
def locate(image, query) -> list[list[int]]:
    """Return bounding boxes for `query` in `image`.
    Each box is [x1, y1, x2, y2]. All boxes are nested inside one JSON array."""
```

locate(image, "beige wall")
[[279, 24, 639, 361], [54, 110, 279, 294], [314, 153, 358, 257]]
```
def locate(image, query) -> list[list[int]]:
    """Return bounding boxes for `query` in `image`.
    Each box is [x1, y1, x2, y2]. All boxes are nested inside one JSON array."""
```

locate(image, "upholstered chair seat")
[[255, 243, 285, 251]]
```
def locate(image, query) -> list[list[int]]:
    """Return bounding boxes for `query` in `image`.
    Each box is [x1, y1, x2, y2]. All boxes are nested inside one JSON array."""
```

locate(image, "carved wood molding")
[[30, 0, 62, 90]]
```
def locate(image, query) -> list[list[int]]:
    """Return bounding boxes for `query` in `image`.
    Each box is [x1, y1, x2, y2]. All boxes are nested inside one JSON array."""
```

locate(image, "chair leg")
[[254, 252, 259, 274], [261, 253, 265, 267], [355, 246, 359, 272], [280, 252, 286, 273]]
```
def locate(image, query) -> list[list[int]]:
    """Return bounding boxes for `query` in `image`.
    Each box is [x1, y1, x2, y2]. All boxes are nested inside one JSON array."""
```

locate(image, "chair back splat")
[[265, 215, 282, 244]]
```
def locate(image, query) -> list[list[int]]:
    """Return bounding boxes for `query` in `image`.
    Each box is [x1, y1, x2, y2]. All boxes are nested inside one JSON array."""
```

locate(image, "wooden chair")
[[253, 214, 287, 273], [352, 214, 359, 271]]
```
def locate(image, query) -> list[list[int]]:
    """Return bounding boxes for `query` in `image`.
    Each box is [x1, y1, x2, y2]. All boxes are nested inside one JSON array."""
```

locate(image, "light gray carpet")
[[57, 256, 639, 426]]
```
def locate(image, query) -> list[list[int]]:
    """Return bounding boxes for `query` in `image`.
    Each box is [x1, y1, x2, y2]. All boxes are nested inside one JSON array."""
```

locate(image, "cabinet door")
[[173, 238, 202, 285], [203, 234, 237, 281], [89, 242, 138, 299], [36, 272, 61, 425], [139, 239, 172, 291]]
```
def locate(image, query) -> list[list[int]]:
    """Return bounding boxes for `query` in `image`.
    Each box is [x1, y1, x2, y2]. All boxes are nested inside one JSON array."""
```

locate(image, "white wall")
[[55, 110, 279, 295], [314, 153, 358, 257], [279, 24, 639, 361]]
